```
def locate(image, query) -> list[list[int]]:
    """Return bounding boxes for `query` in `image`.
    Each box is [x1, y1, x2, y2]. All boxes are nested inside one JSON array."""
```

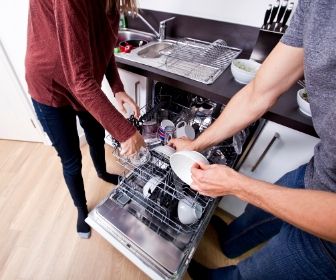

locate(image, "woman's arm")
[[53, 0, 136, 143], [170, 42, 304, 152], [191, 163, 336, 243]]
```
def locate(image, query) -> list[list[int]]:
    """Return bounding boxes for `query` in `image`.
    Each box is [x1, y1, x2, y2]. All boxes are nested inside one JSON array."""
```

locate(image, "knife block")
[[250, 24, 287, 63]]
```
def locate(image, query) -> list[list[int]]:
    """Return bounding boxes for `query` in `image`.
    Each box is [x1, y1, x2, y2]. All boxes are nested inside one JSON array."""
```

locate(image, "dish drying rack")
[[159, 38, 242, 84]]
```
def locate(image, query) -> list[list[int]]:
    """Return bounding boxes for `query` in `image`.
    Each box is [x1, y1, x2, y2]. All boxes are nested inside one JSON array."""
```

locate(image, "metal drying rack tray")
[[159, 38, 242, 84]]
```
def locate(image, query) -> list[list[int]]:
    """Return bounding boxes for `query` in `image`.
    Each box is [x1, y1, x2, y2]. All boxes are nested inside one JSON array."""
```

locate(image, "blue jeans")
[[211, 164, 336, 279], [32, 99, 106, 208]]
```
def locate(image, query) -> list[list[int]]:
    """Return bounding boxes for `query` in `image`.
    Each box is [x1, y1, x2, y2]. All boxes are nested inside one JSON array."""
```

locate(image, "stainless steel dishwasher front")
[[86, 89, 261, 279]]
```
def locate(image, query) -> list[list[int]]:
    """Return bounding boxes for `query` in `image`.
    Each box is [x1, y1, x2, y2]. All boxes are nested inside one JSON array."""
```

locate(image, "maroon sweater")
[[25, 0, 136, 142]]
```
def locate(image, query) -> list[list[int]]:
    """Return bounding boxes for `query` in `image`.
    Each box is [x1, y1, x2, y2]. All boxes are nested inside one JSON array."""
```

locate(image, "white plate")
[[170, 151, 209, 185]]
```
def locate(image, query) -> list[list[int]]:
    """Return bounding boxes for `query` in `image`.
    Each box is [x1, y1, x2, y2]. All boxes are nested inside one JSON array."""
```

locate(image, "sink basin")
[[118, 28, 157, 43], [136, 41, 175, 59]]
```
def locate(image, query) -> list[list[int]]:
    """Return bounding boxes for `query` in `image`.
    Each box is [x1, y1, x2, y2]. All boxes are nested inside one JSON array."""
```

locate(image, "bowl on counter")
[[119, 39, 148, 53], [297, 88, 311, 117], [230, 59, 261, 84]]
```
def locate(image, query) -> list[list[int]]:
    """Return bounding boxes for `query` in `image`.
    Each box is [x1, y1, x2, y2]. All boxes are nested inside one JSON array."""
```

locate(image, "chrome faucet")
[[159, 17, 175, 41], [130, 12, 175, 41]]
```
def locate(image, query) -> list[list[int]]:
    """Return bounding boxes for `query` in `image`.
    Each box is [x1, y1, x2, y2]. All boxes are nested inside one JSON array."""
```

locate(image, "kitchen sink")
[[118, 28, 157, 43], [136, 41, 175, 58]]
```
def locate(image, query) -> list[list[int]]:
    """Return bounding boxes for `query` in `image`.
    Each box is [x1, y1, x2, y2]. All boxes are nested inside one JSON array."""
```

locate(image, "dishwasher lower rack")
[[87, 148, 219, 279], [88, 144, 246, 278]]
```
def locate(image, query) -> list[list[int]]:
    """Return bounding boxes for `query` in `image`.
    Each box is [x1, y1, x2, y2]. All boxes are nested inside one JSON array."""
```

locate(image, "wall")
[[139, 0, 298, 28]]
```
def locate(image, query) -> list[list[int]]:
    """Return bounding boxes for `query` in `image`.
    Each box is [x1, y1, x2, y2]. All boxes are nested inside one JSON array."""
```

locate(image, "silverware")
[[297, 79, 306, 88]]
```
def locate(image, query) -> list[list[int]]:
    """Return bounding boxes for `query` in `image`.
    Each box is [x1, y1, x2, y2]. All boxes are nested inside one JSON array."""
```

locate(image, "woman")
[[25, 0, 144, 238]]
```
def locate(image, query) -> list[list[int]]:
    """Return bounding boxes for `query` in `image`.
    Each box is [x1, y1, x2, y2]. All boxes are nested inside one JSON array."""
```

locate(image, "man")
[[169, 0, 336, 278]]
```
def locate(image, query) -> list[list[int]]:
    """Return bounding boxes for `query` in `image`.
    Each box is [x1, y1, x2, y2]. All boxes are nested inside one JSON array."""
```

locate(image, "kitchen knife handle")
[[276, 0, 288, 23], [269, 0, 280, 25], [263, 4, 272, 28], [282, 2, 294, 27]]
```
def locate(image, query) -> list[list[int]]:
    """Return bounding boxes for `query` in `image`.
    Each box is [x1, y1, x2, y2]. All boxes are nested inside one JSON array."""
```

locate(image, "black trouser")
[[32, 99, 106, 208]]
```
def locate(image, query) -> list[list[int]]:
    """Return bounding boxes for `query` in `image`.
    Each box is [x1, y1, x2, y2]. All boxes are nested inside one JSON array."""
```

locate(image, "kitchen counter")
[[117, 10, 316, 137]]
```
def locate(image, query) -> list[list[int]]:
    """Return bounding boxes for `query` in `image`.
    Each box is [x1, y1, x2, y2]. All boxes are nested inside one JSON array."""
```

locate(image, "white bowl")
[[177, 197, 203, 225], [297, 88, 311, 117], [230, 59, 261, 84], [170, 151, 209, 185]]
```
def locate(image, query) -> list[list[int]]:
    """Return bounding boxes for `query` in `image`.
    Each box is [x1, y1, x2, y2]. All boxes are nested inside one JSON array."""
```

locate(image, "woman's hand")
[[120, 130, 145, 156], [115, 91, 140, 119], [168, 137, 196, 151], [190, 162, 243, 197]]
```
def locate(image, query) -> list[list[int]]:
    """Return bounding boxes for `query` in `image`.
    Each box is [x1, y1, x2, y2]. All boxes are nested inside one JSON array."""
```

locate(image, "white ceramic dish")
[[153, 145, 176, 157], [297, 88, 312, 117], [143, 176, 161, 198], [230, 59, 261, 84], [177, 197, 203, 225], [170, 151, 209, 185]]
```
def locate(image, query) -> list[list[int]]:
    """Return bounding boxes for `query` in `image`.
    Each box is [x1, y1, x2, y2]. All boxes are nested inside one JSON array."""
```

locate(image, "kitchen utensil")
[[230, 59, 261, 84], [280, 2, 294, 32], [170, 151, 209, 185], [175, 121, 196, 140], [157, 119, 175, 141], [129, 146, 151, 165], [163, 125, 175, 144], [268, 0, 280, 29], [119, 40, 148, 53], [262, 4, 272, 29], [297, 88, 311, 117], [177, 197, 203, 225], [202, 145, 228, 165], [143, 176, 162, 198], [142, 120, 158, 141], [274, 0, 288, 31], [153, 145, 176, 157]]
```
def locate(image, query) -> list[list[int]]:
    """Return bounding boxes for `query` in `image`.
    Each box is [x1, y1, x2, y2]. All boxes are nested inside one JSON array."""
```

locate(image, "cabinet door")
[[102, 68, 147, 117], [219, 121, 319, 216], [102, 69, 148, 145]]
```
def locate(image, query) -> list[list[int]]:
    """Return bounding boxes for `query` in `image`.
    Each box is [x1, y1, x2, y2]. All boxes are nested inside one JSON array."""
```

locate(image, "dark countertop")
[[117, 10, 317, 137]]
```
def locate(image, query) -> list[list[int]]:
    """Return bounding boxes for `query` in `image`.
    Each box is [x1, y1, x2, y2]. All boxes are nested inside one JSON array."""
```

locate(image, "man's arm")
[[170, 42, 304, 151], [191, 163, 336, 243]]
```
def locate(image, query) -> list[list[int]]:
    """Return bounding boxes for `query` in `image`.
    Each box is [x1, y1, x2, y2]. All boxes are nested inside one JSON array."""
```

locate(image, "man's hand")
[[120, 130, 145, 156], [115, 91, 140, 119], [168, 137, 196, 151], [190, 162, 242, 197]]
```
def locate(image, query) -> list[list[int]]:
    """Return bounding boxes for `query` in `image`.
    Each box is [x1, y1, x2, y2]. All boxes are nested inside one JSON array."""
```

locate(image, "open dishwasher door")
[[86, 85, 262, 280]]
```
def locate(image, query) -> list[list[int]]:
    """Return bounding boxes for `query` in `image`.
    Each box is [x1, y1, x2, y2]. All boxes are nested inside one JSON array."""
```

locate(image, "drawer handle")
[[134, 81, 140, 104], [251, 132, 280, 172]]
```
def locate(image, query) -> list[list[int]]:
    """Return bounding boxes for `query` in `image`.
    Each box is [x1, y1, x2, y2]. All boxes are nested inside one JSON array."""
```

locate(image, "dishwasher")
[[86, 83, 262, 280]]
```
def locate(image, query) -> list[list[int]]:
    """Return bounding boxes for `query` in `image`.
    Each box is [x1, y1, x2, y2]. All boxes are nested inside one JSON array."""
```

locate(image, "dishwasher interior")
[[86, 83, 260, 279]]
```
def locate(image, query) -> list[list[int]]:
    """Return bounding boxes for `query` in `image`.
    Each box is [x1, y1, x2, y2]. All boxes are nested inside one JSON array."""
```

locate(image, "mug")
[[175, 121, 196, 140], [158, 119, 175, 142], [177, 197, 203, 225], [163, 125, 175, 144]]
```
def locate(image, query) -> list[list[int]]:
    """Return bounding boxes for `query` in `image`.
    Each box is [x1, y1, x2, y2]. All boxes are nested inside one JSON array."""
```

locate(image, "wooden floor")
[[0, 140, 256, 280]]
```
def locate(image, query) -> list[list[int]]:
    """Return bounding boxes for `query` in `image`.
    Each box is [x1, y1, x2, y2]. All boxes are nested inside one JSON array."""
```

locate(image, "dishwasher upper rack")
[[158, 38, 242, 84]]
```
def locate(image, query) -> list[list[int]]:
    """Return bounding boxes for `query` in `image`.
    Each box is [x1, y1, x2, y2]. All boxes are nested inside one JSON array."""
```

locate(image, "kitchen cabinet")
[[102, 68, 149, 145], [219, 120, 319, 217], [102, 68, 148, 115]]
